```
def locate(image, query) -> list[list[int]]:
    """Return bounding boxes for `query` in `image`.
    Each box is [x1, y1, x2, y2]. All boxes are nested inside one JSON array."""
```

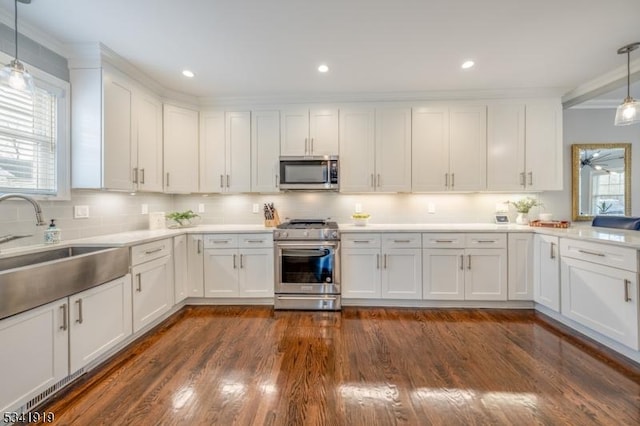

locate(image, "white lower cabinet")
[[560, 238, 639, 350], [203, 233, 274, 298], [187, 234, 205, 297], [423, 233, 507, 301], [131, 239, 174, 333], [173, 235, 189, 303], [533, 234, 560, 311], [342, 233, 421, 299], [508, 233, 534, 300], [0, 299, 68, 412], [69, 275, 133, 373]]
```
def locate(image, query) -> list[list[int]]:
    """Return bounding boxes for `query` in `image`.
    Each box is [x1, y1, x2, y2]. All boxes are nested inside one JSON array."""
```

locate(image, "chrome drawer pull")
[[213, 240, 231, 244], [393, 240, 411, 243], [144, 247, 164, 255], [60, 303, 68, 331], [577, 249, 605, 257], [435, 240, 454, 243], [476, 240, 497, 243], [352, 240, 372, 244], [75, 299, 83, 324], [550, 242, 556, 259], [246, 239, 265, 243]]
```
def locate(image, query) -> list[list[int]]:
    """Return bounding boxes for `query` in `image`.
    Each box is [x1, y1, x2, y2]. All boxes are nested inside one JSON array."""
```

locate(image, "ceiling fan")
[[580, 150, 624, 174]]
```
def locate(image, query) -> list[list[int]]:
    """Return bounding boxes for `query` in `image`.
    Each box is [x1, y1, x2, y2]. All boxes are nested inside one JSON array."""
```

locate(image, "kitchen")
[[1, 0, 640, 424]]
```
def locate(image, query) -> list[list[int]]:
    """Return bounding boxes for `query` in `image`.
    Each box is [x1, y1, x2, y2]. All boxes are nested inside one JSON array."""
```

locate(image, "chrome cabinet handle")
[[240, 254, 244, 268], [475, 240, 497, 243], [353, 240, 372, 244], [460, 254, 464, 270], [136, 273, 142, 292], [467, 254, 471, 270], [624, 279, 632, 302], [140, 168, 145, 184], [60, 303, 68, 331], [527, 172, 533, 186], [550, 242, 556, 259], [133, 167, 139, 184], [451, 173, 455, 189], [197, 239, 203, 254], [233, 254, 237, 269], [166, 172, 170, 187], [213, 240, 231, 244], [145, 247, 164, 255], [246, 239, 265, 243], [376, 253, 380, 269], [435, 240, 454, 243], [75, 299, 83, 324], [275, 174, 279, 188], [383, 254, 387, 269], [393, 239, 411, 243], [578, 249, 605, 257], [226, 174, 230, 188]]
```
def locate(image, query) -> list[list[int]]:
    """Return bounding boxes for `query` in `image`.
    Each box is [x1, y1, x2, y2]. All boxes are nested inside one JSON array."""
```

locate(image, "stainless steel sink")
[[0, 245, 130, 320]]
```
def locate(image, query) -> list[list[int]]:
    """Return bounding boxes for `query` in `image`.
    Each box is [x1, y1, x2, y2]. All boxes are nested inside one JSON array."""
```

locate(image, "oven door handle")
[[276, 296, 339, 301], [276, 242, 339, 248], [282, 249, 331, 257]]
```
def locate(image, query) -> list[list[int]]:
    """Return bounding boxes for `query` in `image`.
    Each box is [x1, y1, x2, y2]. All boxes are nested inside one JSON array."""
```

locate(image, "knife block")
[[264, 209, 280, 227]]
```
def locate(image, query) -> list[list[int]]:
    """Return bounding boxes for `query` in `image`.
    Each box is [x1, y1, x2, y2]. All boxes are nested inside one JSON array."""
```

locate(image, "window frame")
[[0, 50, 70, 200]]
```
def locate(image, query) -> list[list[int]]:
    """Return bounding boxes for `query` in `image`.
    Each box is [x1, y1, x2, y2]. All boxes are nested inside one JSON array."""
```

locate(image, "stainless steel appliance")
[[274, 219, 341, 310], [279, 156, 339, 191]]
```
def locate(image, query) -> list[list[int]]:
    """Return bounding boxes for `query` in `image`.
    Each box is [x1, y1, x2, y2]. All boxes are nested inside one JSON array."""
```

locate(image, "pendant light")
[[614, 42, 640, 126], [0, 0, 34, 93]]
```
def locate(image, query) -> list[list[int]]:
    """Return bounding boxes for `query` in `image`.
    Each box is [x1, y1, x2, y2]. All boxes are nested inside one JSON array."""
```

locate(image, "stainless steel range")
[[274, 219, 341, 311]]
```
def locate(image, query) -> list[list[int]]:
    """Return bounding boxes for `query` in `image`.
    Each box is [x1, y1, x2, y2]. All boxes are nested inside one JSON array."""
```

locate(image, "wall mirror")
[[572, 143, 631, 221]]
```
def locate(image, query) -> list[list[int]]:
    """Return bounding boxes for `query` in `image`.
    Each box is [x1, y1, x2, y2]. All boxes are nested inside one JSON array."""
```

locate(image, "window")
[[0, 53, 69, 199], [591, 172, 625, 215]]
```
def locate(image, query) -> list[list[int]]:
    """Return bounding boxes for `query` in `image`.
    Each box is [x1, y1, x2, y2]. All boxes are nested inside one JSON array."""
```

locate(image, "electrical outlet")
[[198, 203, 205, 213], [141, 204, 149, 214], [252, 203, 260, 214], [355, 203, 363, 213], [74, 205, 90, 219], [428, 203, 436, 214]]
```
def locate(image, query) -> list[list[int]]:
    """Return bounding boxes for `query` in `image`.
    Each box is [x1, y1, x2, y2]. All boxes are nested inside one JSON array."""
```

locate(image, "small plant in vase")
[[508, 197, 542, 225], [166, 210, 200, 228]]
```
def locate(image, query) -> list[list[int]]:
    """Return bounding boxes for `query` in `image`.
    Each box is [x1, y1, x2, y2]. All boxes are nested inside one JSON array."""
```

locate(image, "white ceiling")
[[2, 0, 640, 101]]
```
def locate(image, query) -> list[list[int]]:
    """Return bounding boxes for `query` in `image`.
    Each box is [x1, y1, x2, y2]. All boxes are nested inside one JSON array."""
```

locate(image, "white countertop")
[[3, 222, 640, 258]]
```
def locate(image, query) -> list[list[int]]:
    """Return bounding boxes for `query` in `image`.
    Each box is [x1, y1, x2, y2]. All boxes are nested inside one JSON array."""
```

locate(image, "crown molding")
[[0, 5, 69, 57]]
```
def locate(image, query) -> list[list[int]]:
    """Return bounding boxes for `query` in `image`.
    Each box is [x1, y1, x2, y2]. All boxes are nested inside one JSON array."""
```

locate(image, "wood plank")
[[36, 307, 640, 425]]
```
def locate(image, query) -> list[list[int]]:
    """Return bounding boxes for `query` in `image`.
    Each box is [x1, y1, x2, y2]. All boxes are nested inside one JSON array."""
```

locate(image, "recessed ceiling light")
[[182, 69, 195, 78], [461, 60, 475, 69], [318, 64, 329, 73]]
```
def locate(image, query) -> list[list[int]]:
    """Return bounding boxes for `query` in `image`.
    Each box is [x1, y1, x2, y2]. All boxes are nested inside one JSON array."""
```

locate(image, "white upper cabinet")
[[487, 100, 562, 191], [412, 105, 487, 192], [200, 111, 251, 193], [251, 110, 281, 192], [133, 90, 164, 192], [163, 104, 199, 193], [281, 108, 339, 156], [339, 108, 376, 192], [375, 107, 412, 192]]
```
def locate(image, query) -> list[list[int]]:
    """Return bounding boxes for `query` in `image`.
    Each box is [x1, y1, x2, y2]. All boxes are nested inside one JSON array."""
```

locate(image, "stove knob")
[[304, 231, 309, 237], [277, 231, 287, 239], [331, 231, 338, 239]]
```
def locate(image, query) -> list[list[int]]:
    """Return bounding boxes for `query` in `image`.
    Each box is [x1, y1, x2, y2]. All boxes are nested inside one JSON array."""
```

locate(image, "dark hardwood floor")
[[35, 307, 640, 425]]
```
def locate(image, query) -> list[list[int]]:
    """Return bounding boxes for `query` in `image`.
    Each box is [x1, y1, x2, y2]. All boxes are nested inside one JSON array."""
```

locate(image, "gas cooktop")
[[277, 219, 338, 230], [274, 219, 339, 240]]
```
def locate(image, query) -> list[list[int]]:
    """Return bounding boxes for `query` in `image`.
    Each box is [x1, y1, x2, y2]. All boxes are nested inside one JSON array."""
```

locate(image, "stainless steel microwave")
[[279, 156, 339, 191]]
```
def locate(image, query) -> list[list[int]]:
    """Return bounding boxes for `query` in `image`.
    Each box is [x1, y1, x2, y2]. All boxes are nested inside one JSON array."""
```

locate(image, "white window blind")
[[0, 84, 57, 194]]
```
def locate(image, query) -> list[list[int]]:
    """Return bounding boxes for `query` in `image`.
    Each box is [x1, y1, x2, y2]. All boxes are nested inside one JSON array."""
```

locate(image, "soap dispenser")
[[44, 219, 61, 244]]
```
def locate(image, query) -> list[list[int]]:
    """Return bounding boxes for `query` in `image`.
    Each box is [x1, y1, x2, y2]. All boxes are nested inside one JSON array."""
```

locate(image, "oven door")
[[275, 241, 340, 294]]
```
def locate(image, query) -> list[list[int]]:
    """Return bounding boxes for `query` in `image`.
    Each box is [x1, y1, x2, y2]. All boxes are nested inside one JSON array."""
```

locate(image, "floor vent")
[[18, 368, 85, 413]]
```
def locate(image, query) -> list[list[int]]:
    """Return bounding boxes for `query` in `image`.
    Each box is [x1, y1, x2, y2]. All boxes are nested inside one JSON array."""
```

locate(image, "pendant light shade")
[[614, 42, 640, 126], [0, 0, 34, 94]]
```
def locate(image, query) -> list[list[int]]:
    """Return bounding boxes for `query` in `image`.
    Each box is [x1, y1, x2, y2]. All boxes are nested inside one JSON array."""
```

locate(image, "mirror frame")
[[571, 143, 632, 221]]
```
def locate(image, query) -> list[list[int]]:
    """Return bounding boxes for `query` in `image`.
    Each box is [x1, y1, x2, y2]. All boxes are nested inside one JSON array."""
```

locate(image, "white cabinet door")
[[487, 103, 525, 191], [187, 234, 204, 297], [508, 233, 534, 300], [69, 275, 133, 373], [204, 249, 239, 297], [449, 105, 487, 191], [375, 107, 412, 192], [412, 107, 450, 192], [533, 234, 560, 311], [280, 108, 309, 156], [239, 248, 274, 297], [561, 257, 639, 349], [309, 108, 339, 155], [423, 249, 465, 300], [134, 90, 164, 192], [342, 248, 382, 298], [132, 255, 174, 332], [226, 111, 252, 192], [173, 235, 188, 304], [0, 299, 68, 413], [252, 110, 280, 192], [339, 108, 376, 192], [103, 70, 133, 191], [465, 249, 507, 300], [382, 248, 422, 299], [199, 111, 226, 193], [163, 104, 199, 193], [525, 101, 563, 191]]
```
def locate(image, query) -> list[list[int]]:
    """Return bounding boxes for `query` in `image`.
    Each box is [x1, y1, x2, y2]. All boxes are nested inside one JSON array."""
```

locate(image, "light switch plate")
[[355, 203, 362, 213], [74, 205, 90, 219], [198, 203, 205, 213], [427, 203, 436, 214], [252, 203, 260, 214], [141, 204, 149, 214]]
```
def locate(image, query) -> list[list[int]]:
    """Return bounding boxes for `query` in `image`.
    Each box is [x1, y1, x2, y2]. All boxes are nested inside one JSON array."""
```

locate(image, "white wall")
[[540, 108, 640, 220]]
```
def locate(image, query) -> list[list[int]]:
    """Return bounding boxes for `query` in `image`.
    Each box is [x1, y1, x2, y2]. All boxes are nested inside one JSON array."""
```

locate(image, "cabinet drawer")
[[131, 238, 171, 266], [422, 233, 465, 248], [204, 234, 238, 249], [382, 233, 421, 249], [560, 238, 638, 272], [466, 233, 507, 249], [341, 233, 381, 249], [238, 233, 273, 248]]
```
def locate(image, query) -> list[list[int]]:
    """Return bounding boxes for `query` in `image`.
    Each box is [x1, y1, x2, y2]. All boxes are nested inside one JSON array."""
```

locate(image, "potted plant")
[[166, 210, 200, 228], [508, 197, 542, 224]]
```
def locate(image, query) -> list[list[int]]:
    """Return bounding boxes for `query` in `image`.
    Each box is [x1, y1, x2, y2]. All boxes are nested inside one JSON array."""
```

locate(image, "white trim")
[[0, 7, 69, 58]]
